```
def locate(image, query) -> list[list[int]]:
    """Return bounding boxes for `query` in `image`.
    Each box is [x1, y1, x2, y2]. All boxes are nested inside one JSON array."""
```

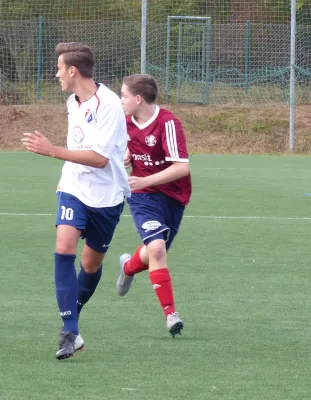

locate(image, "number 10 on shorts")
[[60, 206, 74, 221]]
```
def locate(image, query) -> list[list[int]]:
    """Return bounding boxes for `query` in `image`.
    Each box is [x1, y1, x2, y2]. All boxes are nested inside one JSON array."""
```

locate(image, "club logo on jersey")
[[142, 220, 161, 232], [84, 109, 93, 123], [145, 134, 157, 147], [73, 126, 84, 144]]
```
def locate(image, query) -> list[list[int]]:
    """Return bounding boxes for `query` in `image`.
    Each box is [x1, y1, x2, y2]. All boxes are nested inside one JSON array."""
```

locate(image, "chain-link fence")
[[0, 0, 310, 108]]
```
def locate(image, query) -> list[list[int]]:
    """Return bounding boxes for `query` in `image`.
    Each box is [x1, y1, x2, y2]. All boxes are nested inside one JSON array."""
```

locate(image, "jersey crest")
[[73, 126, 84, 144], [84, 109, 93, 123], [145, 134, 157, 146]]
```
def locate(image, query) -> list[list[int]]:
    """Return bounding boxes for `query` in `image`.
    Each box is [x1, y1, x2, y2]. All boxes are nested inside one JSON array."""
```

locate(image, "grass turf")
[[0, 152, 311, 399]]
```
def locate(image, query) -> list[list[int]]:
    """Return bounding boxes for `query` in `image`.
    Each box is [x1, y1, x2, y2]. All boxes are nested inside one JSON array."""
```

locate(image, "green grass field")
[[1, 152, 311, 400]]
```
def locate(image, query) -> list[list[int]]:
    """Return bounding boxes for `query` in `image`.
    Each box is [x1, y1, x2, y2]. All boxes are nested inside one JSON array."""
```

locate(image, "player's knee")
[[81, 259, 103, 273], [146, 240, 166, 263], [81, 244, 105, 273], [55, 246, 76, 255], [55, 225, 80, 255], [55, 242, 76, 255]]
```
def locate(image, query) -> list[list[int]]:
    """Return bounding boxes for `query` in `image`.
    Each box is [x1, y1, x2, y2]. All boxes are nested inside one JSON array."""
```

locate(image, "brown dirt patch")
[[1, 103, 311, 154]]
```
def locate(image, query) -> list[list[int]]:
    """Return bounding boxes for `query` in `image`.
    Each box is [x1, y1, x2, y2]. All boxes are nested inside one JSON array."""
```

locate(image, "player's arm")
[[124, 147, 131, 168], [52, 147, 108, 167], [129, 161, 189, 190], [22, 131, 108, 168]]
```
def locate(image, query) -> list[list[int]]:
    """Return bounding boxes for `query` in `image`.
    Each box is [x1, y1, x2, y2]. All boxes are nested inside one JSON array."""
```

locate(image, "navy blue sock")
[[77, 263, 102, 317], [54, 252, 79, 335]]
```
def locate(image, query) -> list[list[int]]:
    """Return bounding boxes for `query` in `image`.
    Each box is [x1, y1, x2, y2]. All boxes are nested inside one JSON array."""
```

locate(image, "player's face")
[[56, 55, 73, 92], [121, 84, 139, 116]]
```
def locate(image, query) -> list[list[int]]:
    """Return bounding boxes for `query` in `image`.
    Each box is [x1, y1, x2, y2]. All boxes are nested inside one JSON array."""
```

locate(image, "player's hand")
[[124, 149, 131, 168], [21, 131, 55, 157], [128, 176, 149, 191]]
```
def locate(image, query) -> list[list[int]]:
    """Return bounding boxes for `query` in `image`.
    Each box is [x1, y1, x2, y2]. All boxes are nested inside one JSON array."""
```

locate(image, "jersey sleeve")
[[161, 117, 189, 162], [92, 102, 123, 159]]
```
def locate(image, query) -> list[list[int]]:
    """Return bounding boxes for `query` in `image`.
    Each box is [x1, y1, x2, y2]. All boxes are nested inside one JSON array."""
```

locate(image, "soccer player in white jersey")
[[116, 74, 191, 337], [22, 42, 130, 359]]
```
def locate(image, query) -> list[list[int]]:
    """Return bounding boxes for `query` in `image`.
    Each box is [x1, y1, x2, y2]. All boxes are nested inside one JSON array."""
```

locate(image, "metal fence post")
[[165, 16, 172, 104], [289, 0, 296, 151], [244, 20, 251, 94], [141, 0, 147, 74], [37, 16, 43, 100]]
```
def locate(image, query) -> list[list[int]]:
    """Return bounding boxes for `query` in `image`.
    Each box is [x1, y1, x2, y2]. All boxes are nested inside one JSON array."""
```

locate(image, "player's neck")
[[134, 104, 157, 125], [74, 80, 98, 103]]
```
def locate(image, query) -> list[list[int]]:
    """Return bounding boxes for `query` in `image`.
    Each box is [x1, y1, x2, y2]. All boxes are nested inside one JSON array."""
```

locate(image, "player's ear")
[[136, 94, 142, 105], [68, 66, 77, 77]]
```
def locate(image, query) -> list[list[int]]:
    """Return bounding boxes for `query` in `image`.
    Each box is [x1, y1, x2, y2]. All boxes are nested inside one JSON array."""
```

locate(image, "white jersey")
[[57, 83, 131, 208]]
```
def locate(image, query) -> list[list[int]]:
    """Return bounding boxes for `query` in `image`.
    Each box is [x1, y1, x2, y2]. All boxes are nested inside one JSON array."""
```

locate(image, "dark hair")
[[56, 42, 95, 78], [122, 74, 158, 104]]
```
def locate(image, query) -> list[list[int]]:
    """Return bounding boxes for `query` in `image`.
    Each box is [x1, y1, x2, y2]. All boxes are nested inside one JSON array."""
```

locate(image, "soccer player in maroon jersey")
[[116, 74, 191, 337]]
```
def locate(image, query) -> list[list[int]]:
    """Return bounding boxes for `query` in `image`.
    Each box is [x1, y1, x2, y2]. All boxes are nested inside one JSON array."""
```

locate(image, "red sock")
[[124, 245, 148, 276], [149, 268, 175, 317]]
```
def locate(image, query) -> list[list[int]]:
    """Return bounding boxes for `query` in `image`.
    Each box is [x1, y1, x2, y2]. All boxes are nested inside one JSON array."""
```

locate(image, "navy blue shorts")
[[127, 193, 185, 251], [56, 191, 124, 253]]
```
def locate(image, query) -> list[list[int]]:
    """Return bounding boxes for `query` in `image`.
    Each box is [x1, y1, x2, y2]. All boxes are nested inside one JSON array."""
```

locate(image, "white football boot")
[[116, 253, 134, 296], [59, 327, 84, 352], [74, 333, 85, 351], [166, 312, 184, 337]]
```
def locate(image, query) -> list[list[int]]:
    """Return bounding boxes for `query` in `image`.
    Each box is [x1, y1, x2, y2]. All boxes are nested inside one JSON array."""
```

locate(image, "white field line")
[[202, 167, 310, 171], [0, 151, 307, 159], [1, 152, 309, 170], [1, 212, 311, 221]]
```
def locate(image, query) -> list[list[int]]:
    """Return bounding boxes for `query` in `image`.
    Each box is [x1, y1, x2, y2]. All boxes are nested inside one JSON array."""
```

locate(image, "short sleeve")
[[92, 103, 125, 159], [161, 117, 189, 162]]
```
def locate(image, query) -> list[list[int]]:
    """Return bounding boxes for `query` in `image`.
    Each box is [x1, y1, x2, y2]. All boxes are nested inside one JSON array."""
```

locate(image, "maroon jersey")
[[127, 106, 191, 205]]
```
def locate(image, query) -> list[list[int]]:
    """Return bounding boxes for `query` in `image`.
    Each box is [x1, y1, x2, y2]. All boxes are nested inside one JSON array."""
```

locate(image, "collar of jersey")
[[131, 105, 159, 130], [74, 83, 101, 103]]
